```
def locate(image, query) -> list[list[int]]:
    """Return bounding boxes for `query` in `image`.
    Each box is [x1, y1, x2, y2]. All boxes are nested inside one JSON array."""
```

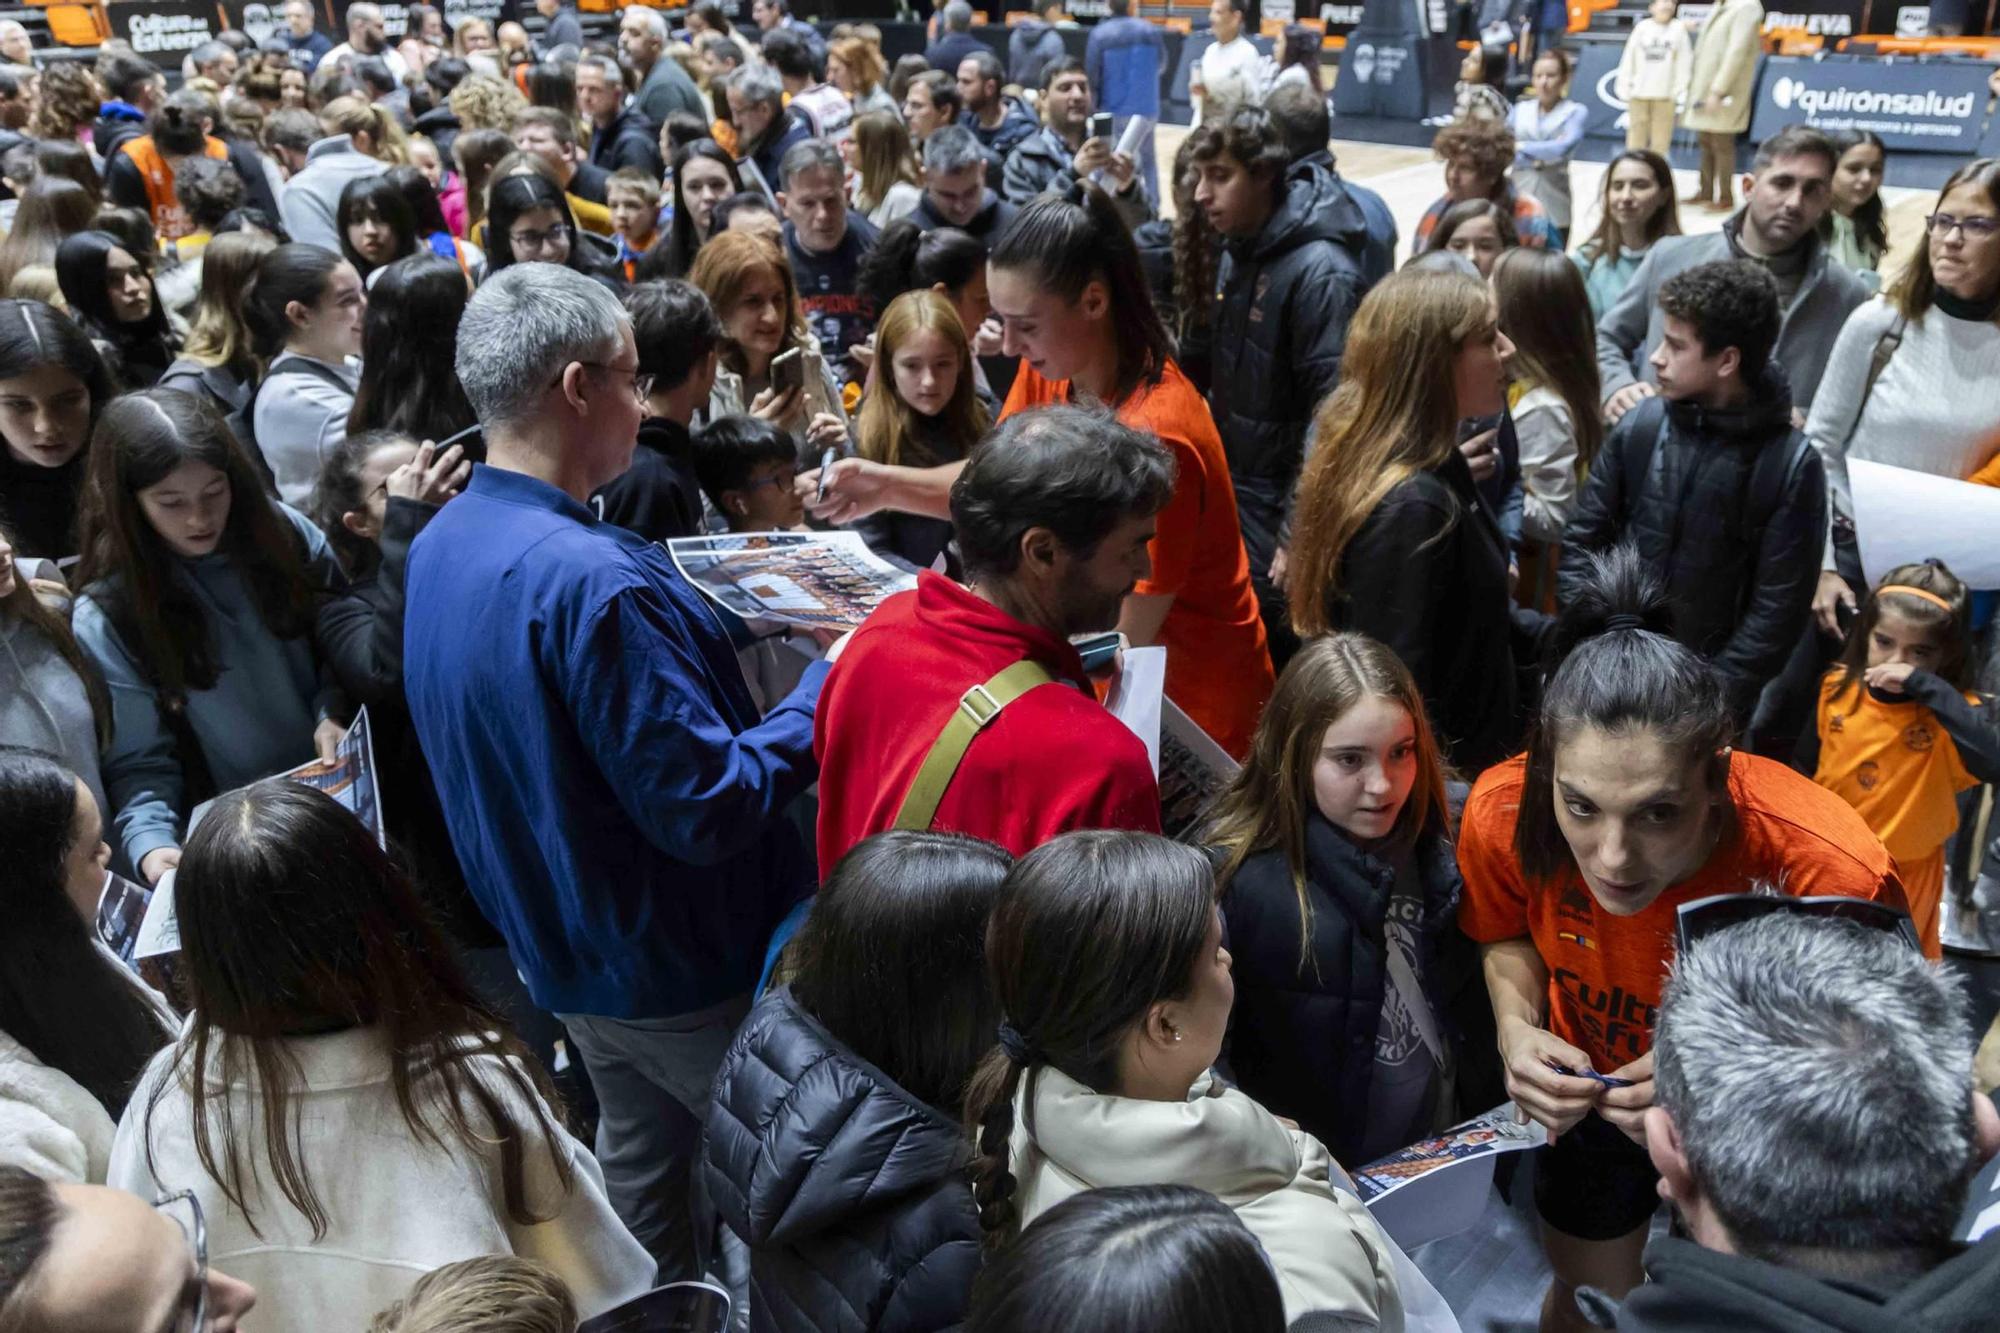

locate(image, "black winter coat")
[[314, 498, 500, 946], [703, 989, 981, 1333], [1223, 815, 1498, 1167], [591, 415, 705, 544], [1208, 161, 1366, 566], [1557, 366, 1824, 724], [587, 104, 665, 179], [1327, 449, 1529, 773]]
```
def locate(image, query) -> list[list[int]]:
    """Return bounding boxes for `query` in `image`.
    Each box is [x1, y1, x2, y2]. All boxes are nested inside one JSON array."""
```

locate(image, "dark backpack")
[[226, 358, 354, 496]]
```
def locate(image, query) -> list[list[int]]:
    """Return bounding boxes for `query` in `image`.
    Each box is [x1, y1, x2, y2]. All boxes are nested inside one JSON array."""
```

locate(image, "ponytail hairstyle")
[[962, 830, 1217, 1245], [151, 88, 211, 158], [1513, 544, 1737, 884], [1833, 560, 1974, 697], [74, 390, 318, 696], [320, 94, 410, 164], [242, 242, 344, 361], [989, 183, 1173, 405], [855, 219, 985, 315], [1204, 634, 1447, 971], [0, 747, 172, 1119]]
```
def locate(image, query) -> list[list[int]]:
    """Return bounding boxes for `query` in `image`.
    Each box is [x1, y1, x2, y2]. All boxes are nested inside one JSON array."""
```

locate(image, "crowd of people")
[[0, 3, 1997, 1332]]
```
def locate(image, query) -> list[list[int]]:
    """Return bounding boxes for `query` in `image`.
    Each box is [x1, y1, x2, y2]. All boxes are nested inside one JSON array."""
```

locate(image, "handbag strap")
[[1843, 312, 1908, 450], [893, 659, 1056, 831]]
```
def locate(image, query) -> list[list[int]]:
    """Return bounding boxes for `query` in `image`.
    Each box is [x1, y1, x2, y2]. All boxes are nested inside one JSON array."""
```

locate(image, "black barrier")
[[1570, 38, 1627, 140], [114, 0, 223, 68], [1749, 54, 1997, 154]]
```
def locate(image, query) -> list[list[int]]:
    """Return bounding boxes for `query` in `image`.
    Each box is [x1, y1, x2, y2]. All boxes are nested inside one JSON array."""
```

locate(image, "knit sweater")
[[1805, 295, 2000, 569]]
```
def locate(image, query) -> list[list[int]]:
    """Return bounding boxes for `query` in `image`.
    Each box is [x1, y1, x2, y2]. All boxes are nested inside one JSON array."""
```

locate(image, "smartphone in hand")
[[1088, 111, 1114, 143], [769, 346, 804, 397]]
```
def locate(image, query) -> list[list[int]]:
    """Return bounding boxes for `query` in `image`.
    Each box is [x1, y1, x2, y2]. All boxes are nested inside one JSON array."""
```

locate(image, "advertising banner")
[[1678, 0, 1871, 38], [113, 0, 222, 68], [1570, 39, 1630, 140], [1749, 55, 1995, 153]]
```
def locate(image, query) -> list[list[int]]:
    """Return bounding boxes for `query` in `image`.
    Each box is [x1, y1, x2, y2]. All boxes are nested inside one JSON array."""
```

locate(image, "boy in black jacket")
[[590, 280, 718, 542], [1558, 260, 1825, 734]]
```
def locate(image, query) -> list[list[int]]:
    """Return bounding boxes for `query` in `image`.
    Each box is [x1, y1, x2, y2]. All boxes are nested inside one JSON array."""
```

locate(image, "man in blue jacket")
[[1085, 0, 1165, 199], [404, 264, 827, 1283]]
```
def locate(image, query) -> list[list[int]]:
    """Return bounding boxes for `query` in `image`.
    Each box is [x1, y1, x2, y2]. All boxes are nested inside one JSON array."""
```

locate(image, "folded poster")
[[667, 531, 917, 632], [1355, 1104, 1549, 1250]]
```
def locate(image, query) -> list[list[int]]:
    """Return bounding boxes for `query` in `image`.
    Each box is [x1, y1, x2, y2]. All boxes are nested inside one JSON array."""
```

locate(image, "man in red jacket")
[[816, 406, 1170, 867]]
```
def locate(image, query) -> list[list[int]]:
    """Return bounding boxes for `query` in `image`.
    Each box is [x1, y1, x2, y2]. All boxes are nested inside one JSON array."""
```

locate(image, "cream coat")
[[1010, 1067, 1408, 1328], [1683, 0, 1764, 134]]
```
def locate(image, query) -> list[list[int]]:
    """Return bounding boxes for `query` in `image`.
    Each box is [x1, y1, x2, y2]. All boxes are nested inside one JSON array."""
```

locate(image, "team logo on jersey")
[[1903, 723, 1935, 753]]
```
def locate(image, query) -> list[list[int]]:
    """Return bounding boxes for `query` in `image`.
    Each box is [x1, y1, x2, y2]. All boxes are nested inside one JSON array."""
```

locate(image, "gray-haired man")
[[404, 265, 827, 1281], [1626, 912, 2000, 1329], [910, 124, 1017, 243]]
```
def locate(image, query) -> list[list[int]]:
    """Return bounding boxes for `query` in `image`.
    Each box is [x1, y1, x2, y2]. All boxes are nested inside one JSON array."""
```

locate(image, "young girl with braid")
[[961, 829, 1451, 1330]]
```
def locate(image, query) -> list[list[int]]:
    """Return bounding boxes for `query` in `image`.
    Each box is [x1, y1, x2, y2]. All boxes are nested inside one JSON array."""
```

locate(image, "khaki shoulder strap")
[[893, 659, 1057, 832]]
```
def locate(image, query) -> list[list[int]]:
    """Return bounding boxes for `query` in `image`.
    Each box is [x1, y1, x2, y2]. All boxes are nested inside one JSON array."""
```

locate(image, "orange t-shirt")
[[1814, 672, 1980, 865], [1457, 751, 1905, 1073], [1001, 359, 1273, 758]]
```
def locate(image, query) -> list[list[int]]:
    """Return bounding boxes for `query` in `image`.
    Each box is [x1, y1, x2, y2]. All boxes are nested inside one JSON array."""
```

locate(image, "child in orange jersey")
[[1805, 559, 2000, 958]]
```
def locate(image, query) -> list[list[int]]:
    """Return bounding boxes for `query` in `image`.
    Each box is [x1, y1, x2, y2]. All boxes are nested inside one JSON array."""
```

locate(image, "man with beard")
[[325, 3, 407, 81], [813, 405, 1168, 864], [1001, 58, 1150, 228], [1598, 124, 1870, 421]]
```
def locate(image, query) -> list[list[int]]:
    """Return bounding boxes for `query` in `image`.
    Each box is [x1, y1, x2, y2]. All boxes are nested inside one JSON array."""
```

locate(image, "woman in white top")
[[108, 780, 655, 1330], [1192, 0, 1264, 122], [964, 830, 1444, 1331], [1508, 49, 1589, 245], [1807, 157, 2000, 639], [244, 243, 366, 507], [0, 747, 174, 1184], [847, 109, 924, 229], [1494, 248, 1603, 551]]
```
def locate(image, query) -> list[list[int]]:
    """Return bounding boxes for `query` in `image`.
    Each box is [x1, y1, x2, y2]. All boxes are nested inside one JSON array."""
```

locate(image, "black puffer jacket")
[[703, 989, 981, 1333], [1557, 365, 1824, 724], [1206, 159, 1367, 566], [1222, 814, 1499, 1167]]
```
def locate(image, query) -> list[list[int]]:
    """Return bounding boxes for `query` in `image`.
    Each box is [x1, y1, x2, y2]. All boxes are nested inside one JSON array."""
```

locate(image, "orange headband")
[[1878, 584, 1955, 613]]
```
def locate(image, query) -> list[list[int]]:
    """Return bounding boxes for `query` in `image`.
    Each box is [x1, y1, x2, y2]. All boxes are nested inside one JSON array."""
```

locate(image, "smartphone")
[[1073, 631, 1122, 673], [1087, 111, 1114, 144], [768, 346, 804, 397]]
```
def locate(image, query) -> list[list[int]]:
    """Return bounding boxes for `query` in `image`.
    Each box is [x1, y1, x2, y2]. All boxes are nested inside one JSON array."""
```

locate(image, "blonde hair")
[[181, 231, 279, 372], [831, 35, 886, 95], [689, 229, 808, 372], [6, 263, 60, 307], [320, 95, 410, 164], [1288, 268, 1494, 634], [1204, 633, 1449, 970], [367, 1257, 577, 1333], [447, 73, 529, 131], [851, 109, 918, 215], [857, 289, 988, 467]]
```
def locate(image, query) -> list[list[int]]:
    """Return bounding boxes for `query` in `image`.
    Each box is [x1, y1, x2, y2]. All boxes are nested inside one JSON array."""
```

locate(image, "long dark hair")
[[1578, 149, 1680, 264], [0, 177, 98, 294], [0, 747, 172, 1118], [74, 391, 318, 696], [145, 780, 572, 1240], [962, 831, 1216, 1245], [1493, 246, 1603, 477], [385, 163, 454, 239], [791, 832, 1011, 1111], [990, 184, 1174, 404], [1514, 545, 1736, 883], [242, 242, 345, 362], [660, 139, 742, 280], [856, 219, 984, 315], [346, 253, 475, 442], [966, 1185, 1286, 1333], [1167, 136, 1217, 339], [335, 172, 419, 277], [1834, 560, 1975, 698], [310, 429, 410, 580], [1823, 129, 1887, 263], [0, 298, 116, 462], [54, 230, 176, 386], [0, 522, 111, 747], [0, 1166, 59, 1314]]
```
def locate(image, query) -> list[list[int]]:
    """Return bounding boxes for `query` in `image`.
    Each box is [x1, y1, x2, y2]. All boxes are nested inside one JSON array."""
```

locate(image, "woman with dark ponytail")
[[1456, 543, 1907, 1331], [961, 828, 1416, 1328], [853, 220, 995, 408]]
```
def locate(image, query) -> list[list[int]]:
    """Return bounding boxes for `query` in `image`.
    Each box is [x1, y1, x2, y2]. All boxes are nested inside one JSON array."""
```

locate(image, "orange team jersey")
[[1002, 359, 1274, 758], [1457, 751, 1905, 1073]]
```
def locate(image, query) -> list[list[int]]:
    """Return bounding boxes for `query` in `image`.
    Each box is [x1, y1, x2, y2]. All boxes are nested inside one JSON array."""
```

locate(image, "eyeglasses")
[[1926, 213, 2000, 240], [548, 361, 654, 403], [507, 224, 572, 252], [1673, 892, 1920, 955], [154, 1190, 207, 1333]]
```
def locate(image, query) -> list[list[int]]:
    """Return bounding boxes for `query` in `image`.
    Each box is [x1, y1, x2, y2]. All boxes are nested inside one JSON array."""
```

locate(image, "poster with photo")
[[1355, 1104, 1548, 1250], [1158, 699, 1238, 839], [94, 872, 153, 965], [667, 532, 917, 632]]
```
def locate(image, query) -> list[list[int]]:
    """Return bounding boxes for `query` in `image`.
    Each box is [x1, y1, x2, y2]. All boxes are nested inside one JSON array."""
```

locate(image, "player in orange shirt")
[[802, 184, 1275, 758], [1457, 546, 1904, 1333], [1802, 561, 2000, 959]]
